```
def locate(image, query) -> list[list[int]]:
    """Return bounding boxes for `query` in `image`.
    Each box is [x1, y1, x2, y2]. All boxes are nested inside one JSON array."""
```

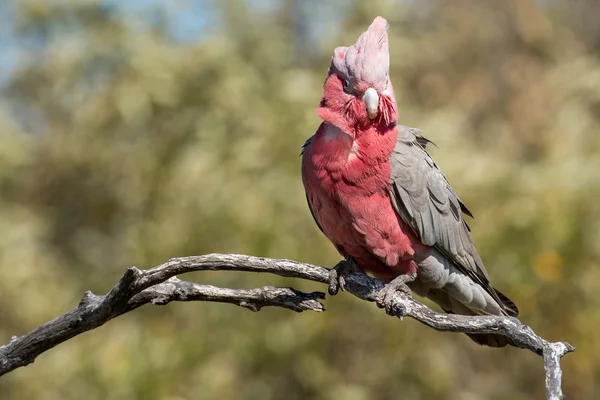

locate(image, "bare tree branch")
[[0, 254, 573, 399]]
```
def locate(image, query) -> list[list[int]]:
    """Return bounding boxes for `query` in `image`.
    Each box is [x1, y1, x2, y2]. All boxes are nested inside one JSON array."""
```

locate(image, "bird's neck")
[[317, 106, 359, 137], [317, 102, 397, 139], [312, 122, 397, 174]]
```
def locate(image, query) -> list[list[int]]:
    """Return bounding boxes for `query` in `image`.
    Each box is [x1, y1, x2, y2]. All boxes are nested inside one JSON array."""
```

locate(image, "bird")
[[301, 16, 519, 347]]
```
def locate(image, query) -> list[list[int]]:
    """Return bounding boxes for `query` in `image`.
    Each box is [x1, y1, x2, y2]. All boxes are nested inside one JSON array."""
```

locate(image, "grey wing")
[[301, 135, 324, 234], [300, 135, 313, 156], [305, 193, 324, 234], [390, 125, 518, 317]]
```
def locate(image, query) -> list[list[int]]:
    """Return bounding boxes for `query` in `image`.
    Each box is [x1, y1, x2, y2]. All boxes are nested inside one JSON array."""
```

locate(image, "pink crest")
[[330, 17, 390, 91]]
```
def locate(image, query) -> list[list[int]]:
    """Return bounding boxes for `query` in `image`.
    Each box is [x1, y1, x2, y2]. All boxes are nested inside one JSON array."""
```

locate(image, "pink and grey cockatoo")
[[301, 16, 519, 347]]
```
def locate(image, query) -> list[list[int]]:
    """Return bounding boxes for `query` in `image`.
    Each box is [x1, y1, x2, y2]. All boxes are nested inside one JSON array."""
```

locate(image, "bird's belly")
[[311, 186, 419, 277]]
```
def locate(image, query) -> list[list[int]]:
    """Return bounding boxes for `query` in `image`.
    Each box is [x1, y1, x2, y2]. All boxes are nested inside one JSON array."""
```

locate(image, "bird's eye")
[[343, 79, 353, 94]]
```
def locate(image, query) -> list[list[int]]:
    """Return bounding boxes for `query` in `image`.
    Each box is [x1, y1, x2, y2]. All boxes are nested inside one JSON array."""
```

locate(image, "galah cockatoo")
[[301, 16, 518, 347]]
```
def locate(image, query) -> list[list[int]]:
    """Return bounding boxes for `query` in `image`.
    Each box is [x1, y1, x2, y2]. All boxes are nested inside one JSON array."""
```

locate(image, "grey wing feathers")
[[300, 135, 313, 156], [301, 136, 324, 234], [390, 125, 518, 317], [306, 194, 324, 234]]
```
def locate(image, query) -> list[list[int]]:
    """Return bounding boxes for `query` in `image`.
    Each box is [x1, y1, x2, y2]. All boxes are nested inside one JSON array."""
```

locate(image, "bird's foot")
[[376, 273, 417, 317], [328, 259, 362, 296]]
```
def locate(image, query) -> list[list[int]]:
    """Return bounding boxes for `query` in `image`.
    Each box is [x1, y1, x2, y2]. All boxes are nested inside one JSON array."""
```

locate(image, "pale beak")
[[362, 87, 379, 120]]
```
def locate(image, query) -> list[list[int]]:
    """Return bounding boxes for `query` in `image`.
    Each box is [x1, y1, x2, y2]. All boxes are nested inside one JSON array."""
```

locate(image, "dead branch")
[[0, 254, 573, 399]]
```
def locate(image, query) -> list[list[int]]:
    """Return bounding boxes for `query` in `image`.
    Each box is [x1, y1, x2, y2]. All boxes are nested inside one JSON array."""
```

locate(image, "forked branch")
[[0, 254, 573, 399]]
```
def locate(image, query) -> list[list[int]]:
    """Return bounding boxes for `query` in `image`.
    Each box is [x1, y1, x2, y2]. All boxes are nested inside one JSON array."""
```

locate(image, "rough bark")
[[0, 254, 574, 399]]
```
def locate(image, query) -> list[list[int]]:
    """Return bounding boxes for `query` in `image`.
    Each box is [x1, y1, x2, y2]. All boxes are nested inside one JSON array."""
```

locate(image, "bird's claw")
[[377, 273, 417, 316], [328, 259, 362, 296]]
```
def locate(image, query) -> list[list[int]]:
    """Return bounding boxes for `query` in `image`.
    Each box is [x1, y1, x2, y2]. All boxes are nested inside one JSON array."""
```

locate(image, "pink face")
[[318, 17, 398, 132]]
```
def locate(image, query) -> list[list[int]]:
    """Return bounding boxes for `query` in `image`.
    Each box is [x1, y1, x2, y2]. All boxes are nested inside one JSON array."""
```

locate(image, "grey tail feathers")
[[447, 286, 520, 349], [495, 288, 519, 317], [465, 332, 521, 348]]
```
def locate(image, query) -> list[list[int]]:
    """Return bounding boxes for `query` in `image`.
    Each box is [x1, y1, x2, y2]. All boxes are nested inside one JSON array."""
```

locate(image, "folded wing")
[[389, 126, 518, 318]]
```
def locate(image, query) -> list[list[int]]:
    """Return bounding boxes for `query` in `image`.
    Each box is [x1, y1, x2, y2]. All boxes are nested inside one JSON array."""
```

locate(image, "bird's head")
[[318, 16, 398, 135]]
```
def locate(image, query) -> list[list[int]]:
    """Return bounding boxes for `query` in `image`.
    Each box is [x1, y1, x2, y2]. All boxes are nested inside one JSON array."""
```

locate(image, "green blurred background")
[[0, 0, 599, 399]]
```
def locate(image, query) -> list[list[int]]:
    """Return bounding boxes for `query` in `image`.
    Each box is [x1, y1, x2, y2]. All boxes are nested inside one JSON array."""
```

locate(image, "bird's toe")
[[377, 272, 416, 316]]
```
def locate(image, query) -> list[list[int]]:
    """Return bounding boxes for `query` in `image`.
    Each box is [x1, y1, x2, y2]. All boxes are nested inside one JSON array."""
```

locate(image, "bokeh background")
[[1, 0, 599, 399]]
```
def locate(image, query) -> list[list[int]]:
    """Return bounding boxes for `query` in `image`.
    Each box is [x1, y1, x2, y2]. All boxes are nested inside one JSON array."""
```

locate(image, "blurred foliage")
[[1, 0, 599, 399]]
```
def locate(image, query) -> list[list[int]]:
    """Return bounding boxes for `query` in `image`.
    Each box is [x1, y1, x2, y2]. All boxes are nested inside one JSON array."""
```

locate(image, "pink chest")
[[302, 123, 418, 276]]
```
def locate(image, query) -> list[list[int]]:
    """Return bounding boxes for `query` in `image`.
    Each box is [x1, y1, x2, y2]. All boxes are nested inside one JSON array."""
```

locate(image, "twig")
[[0, 254, 573, 399]]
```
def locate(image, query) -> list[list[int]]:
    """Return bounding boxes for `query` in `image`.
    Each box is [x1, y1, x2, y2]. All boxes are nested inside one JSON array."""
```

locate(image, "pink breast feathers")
[[302, 123, 420, 279]]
